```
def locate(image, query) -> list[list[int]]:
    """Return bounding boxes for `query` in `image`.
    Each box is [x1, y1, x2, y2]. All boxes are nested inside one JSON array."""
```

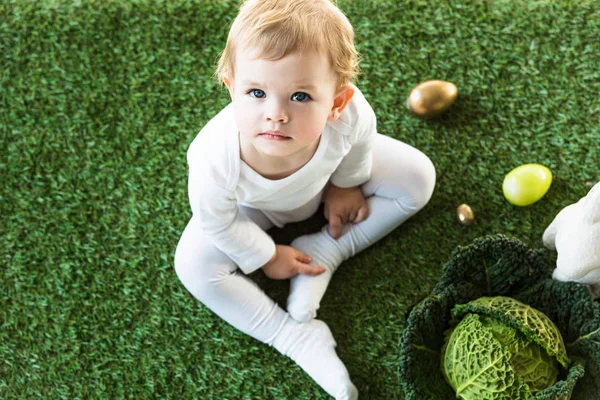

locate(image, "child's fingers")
[[295, 250, 312, 264], [354, 205, 369, 223], [296, 262, 326, 276], [349, 211, 357, 222], [328, 215, 342, 239]]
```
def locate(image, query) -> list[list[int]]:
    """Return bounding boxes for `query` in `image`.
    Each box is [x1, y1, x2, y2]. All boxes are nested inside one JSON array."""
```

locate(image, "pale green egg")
[[503, 164, 553, 206]]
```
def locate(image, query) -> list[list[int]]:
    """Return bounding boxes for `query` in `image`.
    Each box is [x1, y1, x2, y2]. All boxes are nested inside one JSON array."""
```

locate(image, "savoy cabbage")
[[399, 235, 599, 400], [442, 297, 567, 399]]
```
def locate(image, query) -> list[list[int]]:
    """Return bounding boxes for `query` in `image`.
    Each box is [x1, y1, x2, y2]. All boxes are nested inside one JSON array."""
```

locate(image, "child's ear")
[[328, 84, 355, 121], [224, 76, 235, 101]]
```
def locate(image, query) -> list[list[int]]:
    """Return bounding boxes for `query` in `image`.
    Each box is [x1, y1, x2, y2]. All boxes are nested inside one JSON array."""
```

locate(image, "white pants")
[[174, 134, 436, 345]]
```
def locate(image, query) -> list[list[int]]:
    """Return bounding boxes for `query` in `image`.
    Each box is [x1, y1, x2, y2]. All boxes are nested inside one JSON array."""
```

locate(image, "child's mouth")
[[259, 131, 291, 140]]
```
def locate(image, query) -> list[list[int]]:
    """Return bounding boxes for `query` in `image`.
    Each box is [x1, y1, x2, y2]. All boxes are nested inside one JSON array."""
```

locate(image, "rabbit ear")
[[542, 216, 558, 250], [586, 182, 600, 222]]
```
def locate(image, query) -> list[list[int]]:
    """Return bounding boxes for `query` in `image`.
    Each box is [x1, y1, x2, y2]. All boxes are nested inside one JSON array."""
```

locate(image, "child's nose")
[[265, 101, 289, 123]]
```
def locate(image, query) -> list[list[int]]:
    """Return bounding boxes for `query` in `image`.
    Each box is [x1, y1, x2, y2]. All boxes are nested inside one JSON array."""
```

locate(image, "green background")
[[2, 0, 598, 398]]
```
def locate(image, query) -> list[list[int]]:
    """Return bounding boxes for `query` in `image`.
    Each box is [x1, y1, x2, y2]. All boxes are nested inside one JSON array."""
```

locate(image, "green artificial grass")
[[1, 0, 599, 398]]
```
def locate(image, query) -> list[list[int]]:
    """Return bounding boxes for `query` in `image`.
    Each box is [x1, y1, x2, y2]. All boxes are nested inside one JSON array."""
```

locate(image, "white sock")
[[288, 227, 346, 322], [272, 317, 358, 400]]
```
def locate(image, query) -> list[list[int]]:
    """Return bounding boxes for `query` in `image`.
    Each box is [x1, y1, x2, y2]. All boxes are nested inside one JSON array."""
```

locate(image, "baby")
[[174, 0, 436, 398]]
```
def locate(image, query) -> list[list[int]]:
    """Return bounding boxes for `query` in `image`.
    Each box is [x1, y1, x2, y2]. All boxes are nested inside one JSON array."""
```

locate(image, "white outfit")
[[175, 85, 436, 399], [185, 87, 377, 275]]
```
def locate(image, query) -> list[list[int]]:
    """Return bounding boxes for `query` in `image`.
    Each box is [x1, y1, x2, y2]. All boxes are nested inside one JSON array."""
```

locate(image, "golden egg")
[[457, 204, 475, 225], [407, 80, 458, 118]]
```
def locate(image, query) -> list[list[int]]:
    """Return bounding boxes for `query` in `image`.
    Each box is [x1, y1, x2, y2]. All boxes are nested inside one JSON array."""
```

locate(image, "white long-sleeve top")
[[186, 85, 377, 274]]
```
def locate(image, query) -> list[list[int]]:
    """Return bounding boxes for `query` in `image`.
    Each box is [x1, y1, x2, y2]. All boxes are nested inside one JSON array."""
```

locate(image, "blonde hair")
[[216, 0, 360, 88]]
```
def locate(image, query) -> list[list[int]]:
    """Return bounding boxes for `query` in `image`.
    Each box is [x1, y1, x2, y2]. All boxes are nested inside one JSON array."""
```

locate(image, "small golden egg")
[[407, 80, 458, 118], [457, 204, 475, 225]]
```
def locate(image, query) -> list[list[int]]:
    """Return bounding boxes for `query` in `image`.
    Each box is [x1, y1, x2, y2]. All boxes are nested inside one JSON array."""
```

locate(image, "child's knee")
[[411, 152, 436, 209], [393, 152, 436, 212], [371, 139, 436, 212], [174, 235, 237, 302], [174, 242, 197, 283], [174, 243, 205, 296]]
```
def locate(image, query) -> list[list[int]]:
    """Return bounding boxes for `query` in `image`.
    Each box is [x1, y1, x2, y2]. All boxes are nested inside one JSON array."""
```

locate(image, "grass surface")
[[1, 0, 599, 398]]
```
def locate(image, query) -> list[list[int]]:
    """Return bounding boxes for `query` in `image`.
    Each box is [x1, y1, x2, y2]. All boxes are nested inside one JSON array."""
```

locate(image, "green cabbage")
[[442, 313, 532, 399], [485, 316, 559, 393], [441, 297, 567, 399], [398, 235, 596, 400]]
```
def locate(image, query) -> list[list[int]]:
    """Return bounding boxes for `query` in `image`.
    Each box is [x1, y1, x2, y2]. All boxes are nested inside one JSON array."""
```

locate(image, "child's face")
[[225, 46, 351, 159]]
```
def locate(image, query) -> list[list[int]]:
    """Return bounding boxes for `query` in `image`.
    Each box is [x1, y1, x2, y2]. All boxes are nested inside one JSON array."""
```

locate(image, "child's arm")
[[189, 170, 326, 277], [329, 101, 376, 189], [188, 171, 276, 275], [325, 95, 377, 238]]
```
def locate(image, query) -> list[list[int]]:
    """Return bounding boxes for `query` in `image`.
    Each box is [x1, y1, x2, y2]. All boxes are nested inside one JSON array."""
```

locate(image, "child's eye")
[[248, 89, 266, 98], [291, 92, 311, 102]]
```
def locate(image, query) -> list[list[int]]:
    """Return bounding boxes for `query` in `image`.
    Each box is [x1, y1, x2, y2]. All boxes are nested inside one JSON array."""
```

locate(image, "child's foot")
[[272, 318, 358, 400]]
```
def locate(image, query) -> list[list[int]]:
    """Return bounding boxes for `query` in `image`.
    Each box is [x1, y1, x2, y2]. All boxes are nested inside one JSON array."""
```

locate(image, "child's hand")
[[324, 184, 369, 239], [261, 245, 326, 280]]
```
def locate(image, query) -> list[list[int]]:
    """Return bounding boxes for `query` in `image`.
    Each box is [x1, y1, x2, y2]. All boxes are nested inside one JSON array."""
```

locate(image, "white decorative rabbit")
[[543, 182, 600, 298]]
